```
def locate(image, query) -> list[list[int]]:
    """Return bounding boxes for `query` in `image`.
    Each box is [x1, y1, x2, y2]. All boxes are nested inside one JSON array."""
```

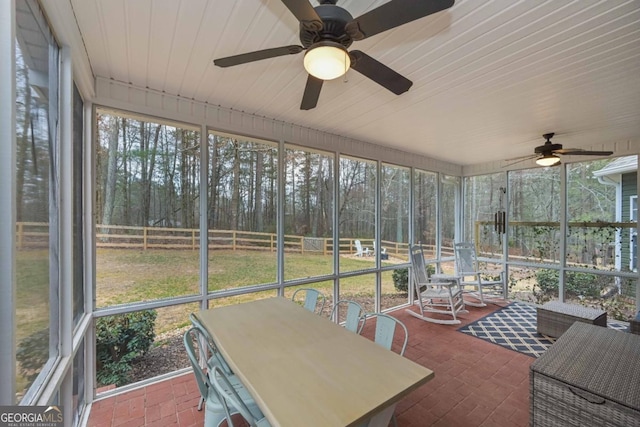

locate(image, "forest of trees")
[[94, 109, 633, 272], [95, 111, 438, 246]]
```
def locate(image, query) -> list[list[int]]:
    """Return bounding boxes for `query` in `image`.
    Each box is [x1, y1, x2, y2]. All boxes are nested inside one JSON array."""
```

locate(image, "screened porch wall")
[[93, 77, 462, 178]]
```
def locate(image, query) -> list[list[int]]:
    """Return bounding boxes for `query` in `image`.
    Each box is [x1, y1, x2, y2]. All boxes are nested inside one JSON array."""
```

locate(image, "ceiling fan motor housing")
[[535, 143, 562, 154], [299, 4, 354, 49]]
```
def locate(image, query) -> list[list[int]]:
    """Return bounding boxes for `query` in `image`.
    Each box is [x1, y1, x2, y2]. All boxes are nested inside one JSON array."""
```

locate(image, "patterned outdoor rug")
[[458, 302, 628, 358]]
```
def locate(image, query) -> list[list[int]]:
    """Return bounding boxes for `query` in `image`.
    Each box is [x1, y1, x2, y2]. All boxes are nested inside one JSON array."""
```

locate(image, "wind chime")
[[494, 187, 506, 236]]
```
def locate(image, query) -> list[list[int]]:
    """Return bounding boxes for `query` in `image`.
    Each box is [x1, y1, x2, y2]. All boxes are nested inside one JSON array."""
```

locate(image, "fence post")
[[143, 227, 148, 250], [192, 229, 196, 251], [232, 231, 236, 251], [300, 236, 304, 254], [17, 222, 23, 249]]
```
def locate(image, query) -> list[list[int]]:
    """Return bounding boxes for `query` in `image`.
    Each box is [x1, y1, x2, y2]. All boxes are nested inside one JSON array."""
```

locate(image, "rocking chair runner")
[[454, 242, 505, 307], [405, 245, 468, 325]]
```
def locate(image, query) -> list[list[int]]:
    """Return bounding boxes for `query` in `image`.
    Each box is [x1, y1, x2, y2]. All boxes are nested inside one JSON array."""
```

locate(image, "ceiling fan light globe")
[[304, 43, 350, 80], [536, 154, 560, 167]]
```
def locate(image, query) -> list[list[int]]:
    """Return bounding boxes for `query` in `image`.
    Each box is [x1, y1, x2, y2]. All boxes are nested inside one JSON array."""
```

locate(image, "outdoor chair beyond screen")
[[373, 241, 389, 260], [183, 327, 262, 427], [405, 244, 468, 325], [354, 239, 370, 257], [331, 300, 367, 334], [291, 288, 326, 315], [454, 241, 505, 307]]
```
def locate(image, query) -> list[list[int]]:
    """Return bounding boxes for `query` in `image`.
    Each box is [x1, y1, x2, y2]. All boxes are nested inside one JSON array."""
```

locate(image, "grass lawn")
[[16, 249, 51, 397], [96, 248, 406, 304], [96, 248, 410, 333]]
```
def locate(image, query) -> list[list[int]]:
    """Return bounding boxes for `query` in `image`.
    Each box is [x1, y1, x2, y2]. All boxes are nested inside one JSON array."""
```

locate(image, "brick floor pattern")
[[87, 300, 532, 427]]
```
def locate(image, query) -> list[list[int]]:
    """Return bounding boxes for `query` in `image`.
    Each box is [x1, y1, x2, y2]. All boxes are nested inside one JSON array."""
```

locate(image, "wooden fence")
[[20, 221, 634, 261], [17, 222, 416, 258]]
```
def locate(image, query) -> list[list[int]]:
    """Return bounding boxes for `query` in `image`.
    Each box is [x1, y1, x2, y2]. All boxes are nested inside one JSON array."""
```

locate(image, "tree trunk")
[[311, 158, 324, 236], [209, 136, 219, 228], [142, 123, 161, 226], [16, 65, 32, 222], [101, 118, 120, 227], [255, 150, 264, 231], [231, 140, 240, 230]]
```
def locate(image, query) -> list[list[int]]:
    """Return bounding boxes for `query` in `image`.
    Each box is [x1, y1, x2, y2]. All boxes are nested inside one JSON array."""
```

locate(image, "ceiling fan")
[[505, 133, 614, 167], [213, 0, 455, 110]]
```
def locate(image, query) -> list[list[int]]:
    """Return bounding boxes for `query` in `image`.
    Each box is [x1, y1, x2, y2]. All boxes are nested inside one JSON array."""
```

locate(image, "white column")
[[0, 0, 17, 405]]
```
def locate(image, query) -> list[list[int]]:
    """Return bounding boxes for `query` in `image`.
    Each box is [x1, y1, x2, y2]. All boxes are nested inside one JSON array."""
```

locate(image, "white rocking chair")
[[454, 242, 505, 307], [405, 245, 468, 325]]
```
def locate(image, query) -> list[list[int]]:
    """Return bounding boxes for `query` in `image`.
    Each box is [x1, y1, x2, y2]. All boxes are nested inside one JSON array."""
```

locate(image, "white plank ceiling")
[[69, 0, 640, 166]]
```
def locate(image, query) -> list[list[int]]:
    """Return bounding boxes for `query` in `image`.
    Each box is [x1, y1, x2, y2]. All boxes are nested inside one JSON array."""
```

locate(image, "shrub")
[[392, 268, 409, 293], [393, 265, 435, 293], [96, 309, 157, 387], [535, 269, 608, 302], [16, 328, 49, 384]]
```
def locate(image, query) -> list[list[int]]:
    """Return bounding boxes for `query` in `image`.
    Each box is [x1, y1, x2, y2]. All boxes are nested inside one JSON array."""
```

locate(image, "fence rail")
[[19, 221, 635, 261], [19, 222, 418, 257]]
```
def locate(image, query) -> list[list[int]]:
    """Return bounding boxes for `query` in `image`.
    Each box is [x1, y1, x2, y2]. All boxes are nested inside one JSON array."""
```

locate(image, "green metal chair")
[[291, 288, 326, 315], [210, 365, 271, 427], [189, 314, 234, 410], [183, 327, 260, 426], [331, 300, 367, 334], [372, 313, 409, 427], [372, 313, 409, 357]]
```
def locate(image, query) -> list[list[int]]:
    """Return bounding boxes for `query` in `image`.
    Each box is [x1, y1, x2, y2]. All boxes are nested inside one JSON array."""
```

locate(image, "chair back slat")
[[183, 327, 211, 400], [410, 245, 431, 293], [331, 300, 366, 334], [292, 288, 326, 315], [373, 313, 408, 356], [455, 242, 477, 275]]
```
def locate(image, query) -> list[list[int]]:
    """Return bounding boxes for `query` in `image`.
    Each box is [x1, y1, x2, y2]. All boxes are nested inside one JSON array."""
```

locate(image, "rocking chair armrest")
[[417, 282, 456, 291], [476, 270, 504, 277], [426, 280, 458, 288]]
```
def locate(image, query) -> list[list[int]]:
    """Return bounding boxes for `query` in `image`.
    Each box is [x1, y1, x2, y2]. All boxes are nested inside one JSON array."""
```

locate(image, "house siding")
[[621, 172, 638, 271]]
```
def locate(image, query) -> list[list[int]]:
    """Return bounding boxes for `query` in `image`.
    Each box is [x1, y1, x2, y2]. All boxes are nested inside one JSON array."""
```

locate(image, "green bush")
[[96, 309, 157, 387], [393, 265, 435, 293], [392, 268, 409, 293], [535, 269, 606, 301]]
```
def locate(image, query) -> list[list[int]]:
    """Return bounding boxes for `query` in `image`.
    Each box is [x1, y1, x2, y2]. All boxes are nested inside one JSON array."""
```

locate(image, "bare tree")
[[101, 118, 120, 227]]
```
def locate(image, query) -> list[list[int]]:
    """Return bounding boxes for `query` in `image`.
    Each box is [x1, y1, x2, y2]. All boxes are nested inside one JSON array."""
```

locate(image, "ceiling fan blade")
[[300, 75, 323, 110], [349, 50, 412, 95], [554, 148, 614, 156], [345, 0, 454, 41], [280, 0, 323, 30], [502, 155, 537, 168], [214, 45, 304, 67]]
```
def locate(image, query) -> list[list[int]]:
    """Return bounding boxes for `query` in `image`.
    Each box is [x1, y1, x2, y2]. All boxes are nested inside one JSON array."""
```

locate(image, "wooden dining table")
[[197, 297, 434, 427]]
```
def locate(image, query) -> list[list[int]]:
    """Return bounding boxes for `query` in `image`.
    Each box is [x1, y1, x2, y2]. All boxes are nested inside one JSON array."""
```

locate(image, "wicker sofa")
[[530, 322, 640, 426]]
